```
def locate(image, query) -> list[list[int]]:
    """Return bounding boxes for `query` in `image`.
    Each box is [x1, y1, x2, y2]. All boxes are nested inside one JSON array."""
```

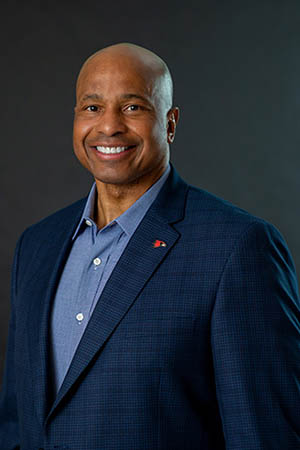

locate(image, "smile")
[[96, 146, 131, 154]]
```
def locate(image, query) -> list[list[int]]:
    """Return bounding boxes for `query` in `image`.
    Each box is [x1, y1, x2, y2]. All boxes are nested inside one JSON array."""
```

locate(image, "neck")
[[94, 167, 166, 229]]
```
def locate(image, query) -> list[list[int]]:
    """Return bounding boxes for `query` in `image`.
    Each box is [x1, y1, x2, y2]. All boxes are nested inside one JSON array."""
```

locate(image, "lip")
[[91, 143, 134, 148], [90, 144, 137, 160]]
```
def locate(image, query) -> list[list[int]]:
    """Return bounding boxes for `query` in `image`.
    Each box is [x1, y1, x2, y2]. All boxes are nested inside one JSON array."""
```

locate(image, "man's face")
[[73, 54, 177, 187]]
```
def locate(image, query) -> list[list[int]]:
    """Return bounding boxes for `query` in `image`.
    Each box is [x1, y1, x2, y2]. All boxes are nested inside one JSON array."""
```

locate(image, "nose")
[[95, 107, 127, 136]]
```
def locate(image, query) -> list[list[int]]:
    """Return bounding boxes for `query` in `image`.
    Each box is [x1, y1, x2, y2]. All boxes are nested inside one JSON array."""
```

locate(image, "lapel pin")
[[153, 239, 167, 248]]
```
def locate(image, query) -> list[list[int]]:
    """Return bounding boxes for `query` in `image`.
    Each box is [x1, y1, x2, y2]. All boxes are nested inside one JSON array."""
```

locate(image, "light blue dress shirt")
[[50, 165, 170, 394]]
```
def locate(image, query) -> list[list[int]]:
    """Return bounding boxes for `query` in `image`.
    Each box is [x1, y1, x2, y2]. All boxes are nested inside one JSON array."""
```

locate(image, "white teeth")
[[96, 146, 129, 154]]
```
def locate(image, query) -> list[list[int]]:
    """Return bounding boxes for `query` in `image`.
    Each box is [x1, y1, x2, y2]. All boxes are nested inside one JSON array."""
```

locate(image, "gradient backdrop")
[[1, 0, 300, 382]]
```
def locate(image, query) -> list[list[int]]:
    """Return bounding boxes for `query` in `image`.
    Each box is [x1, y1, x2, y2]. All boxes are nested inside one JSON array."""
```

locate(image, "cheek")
[[149, 120, 168, 147], [135, 117, 166, 147], [73, 119, 90, 144], [73, 143, 91, 172], [73, 142, 85, 165], [73, 122, 90, 165]]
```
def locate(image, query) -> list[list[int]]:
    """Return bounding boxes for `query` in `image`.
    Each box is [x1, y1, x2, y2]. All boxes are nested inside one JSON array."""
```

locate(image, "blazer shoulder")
[[180, 185, 295, 277], [20, 197, 87, 243], [183, 184, 284, 242], [186, 184, 268, 225]]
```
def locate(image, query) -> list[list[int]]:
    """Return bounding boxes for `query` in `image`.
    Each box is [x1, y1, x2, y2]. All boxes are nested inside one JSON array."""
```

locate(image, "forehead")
[[76, 56, 156, 101]]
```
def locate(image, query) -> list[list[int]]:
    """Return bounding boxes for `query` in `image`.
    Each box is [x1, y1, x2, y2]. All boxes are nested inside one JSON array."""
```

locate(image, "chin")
[[96, 176, 137, 186]]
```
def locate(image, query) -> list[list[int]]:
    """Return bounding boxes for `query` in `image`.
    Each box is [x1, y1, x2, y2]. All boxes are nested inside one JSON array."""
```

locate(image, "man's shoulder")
[[20, 197, 87, 242], [183, 183, 280, 242], [185, 183, 258, 221], [166, 168, 281, 243]]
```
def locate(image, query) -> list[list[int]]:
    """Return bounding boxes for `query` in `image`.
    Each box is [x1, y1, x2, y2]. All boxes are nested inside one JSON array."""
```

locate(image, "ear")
[[167, 107, 180, 144]]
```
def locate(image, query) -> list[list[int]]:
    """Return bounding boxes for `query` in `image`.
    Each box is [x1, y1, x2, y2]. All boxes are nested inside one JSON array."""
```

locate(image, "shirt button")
[[76, 312, 84, 322], [93, 257, 102, 266], [85, 219, 92, 226]]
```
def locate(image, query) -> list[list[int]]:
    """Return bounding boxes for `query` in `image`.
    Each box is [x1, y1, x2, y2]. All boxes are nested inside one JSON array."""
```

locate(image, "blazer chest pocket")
[[113, 314, 196, 370]]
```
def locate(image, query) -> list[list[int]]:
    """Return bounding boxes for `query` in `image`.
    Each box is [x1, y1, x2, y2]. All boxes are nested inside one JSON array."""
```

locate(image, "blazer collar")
[[28, 165, 189, 424]]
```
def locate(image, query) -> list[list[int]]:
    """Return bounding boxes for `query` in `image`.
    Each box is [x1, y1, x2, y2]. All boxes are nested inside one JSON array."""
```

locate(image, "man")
[[0, 43, 299, 449]]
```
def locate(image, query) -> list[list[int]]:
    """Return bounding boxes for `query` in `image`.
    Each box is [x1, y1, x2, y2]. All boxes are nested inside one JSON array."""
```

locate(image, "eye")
[[126, 104, 140, 112], [86, 105, 98, 112]]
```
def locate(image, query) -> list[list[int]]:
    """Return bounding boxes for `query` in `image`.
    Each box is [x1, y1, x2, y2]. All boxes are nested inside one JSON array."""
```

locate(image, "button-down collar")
[[72, 164, 170, 240]]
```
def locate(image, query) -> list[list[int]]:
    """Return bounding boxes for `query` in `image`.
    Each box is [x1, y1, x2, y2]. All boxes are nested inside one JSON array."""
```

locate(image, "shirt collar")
[[72, 164, 170, 240], [72, 183, 97, 240]]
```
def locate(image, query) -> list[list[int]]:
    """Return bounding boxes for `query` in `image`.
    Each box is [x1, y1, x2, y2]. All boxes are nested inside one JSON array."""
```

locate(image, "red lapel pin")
[[153, 239, 167, 248]]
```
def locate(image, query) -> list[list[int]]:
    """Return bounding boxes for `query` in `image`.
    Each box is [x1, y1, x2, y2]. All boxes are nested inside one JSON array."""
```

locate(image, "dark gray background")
[[1, 0, 300, 382]]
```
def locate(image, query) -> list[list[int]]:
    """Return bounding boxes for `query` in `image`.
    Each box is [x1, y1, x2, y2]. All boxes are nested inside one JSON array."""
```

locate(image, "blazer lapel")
[[47, 167, 189, 422], [27, 200, 86, 424]]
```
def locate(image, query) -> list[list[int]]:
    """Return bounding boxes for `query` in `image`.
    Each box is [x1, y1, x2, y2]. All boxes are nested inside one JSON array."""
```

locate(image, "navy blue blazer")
[[1, 166, 300, 449]]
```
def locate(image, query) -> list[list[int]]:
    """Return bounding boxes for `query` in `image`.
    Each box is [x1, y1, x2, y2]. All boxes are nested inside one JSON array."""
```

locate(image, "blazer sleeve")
[[211, 221, 300, 450], [0, 234, 24, 450]]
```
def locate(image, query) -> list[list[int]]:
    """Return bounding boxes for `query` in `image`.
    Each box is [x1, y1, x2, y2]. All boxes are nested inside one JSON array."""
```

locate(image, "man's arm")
[[0, 235, 23, 450], [211, 221, 300, 450]]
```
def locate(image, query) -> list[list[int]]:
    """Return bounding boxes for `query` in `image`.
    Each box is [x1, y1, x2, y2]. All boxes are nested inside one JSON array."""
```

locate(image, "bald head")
[[76, 43, 174, 112], [73, 42, 180, 190]]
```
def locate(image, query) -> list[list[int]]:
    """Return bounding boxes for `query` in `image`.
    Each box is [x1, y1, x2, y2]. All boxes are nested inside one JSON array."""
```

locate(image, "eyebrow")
[[79, 93, 151, 104], [80, 93, 103, 102], [121, 93, 150, 102]]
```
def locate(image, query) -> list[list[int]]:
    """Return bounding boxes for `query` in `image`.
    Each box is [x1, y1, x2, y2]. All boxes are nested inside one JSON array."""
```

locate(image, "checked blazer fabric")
[[0, 165, 299, 449]]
